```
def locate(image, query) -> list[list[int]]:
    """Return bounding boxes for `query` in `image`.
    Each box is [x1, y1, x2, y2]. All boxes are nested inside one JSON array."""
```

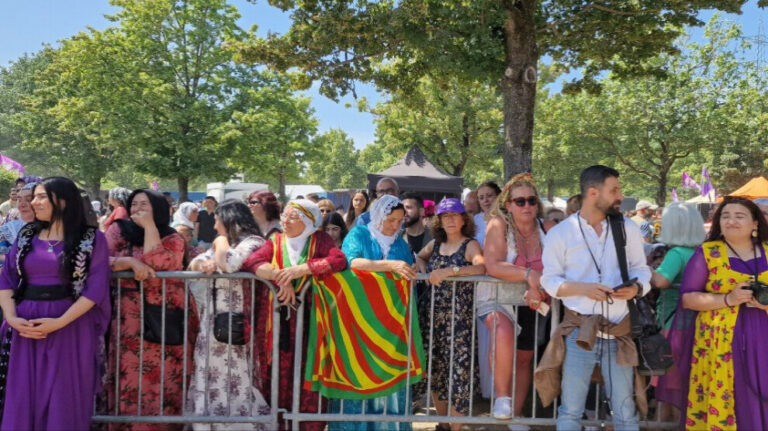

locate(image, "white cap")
[[635, 200, 658, 211]]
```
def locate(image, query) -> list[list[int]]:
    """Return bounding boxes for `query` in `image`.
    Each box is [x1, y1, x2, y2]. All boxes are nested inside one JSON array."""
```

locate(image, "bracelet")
[[724, 293, 731, 307], [525, 267, 532, 282]]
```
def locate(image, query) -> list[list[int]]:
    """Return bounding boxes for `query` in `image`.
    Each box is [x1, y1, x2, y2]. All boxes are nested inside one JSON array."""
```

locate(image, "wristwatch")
[[452, 265, 460, 276]]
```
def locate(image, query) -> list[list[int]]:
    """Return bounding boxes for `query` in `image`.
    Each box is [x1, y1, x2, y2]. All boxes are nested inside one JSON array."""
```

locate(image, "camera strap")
[[608, 214, 644, 338], [722, 239, 759, 282]]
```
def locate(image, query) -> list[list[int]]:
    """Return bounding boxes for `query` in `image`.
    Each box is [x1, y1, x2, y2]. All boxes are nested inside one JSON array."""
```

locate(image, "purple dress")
[[0, 233, 110, 430], [657, 246, 768, 429]]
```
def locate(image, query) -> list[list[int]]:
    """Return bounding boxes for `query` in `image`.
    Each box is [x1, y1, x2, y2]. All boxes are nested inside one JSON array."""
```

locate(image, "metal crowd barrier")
[[94, 272, 678, 430]]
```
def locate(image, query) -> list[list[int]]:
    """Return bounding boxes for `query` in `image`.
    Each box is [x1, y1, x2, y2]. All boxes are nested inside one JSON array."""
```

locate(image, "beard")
[[596, 197, 622, 216], [405, 214, 421, 227]]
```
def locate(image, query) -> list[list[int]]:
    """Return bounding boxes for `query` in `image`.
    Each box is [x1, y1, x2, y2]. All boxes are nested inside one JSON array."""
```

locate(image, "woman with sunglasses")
[[480, 173, 554, 421], [658, 197, 768, 429], [247, 191, 282, 238]]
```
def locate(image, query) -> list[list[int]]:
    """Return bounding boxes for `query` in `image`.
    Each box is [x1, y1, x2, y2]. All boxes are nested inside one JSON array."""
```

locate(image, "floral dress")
[[104, 223, 200, 430], [422, 239, 475, 415], [186, 235, 270, 430], [686, 241, 768, 430]]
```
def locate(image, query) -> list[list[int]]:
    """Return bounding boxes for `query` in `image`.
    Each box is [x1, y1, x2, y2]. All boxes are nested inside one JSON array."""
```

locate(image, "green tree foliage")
[[365, 77, 503, 188], [96, 0, 254, 201], [535, 18, 754, 205], [238, 0, 762, 181], [221, 75, 318, 201], [0, 49, 58, 175], [305, 129, 366, 190]]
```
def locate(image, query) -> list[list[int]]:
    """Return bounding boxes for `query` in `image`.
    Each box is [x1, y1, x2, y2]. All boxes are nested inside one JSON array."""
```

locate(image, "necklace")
[[40, 230, 63, 253]]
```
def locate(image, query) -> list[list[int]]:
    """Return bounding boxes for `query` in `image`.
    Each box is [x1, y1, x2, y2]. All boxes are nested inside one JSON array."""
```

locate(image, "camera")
[[746, 280, 768, 306]]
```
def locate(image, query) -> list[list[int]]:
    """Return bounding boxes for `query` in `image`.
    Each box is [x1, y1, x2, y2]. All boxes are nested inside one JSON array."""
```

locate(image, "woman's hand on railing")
[[427, 267, 451, 286], [129, 258, 156, 281], [276, 284, 296, 306], [387, 260, 416, 280]]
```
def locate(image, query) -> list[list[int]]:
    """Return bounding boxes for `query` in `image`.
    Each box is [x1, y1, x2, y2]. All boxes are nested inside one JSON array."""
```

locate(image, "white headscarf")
[[171, 202, 198, 229], [284, 199, 322, 266], [91, 200, 102, 212], [368, 195, 402, 259]]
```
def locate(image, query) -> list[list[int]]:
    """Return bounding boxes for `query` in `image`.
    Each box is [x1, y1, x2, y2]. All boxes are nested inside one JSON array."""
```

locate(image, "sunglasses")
[[248, 200, 261, 206], [510, 196, 538, 207]]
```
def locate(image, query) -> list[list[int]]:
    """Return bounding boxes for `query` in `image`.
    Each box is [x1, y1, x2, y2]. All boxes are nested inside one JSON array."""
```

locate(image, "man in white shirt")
[[541, 165, 651, 430]]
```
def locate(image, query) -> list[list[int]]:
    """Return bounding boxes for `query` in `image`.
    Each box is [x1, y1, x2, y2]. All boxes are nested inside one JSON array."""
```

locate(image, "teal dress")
[[330, 225, 414, 431], [655, 246, 695, 330]]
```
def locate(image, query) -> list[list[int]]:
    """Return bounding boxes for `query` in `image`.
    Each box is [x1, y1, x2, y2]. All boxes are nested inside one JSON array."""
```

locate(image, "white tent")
[[686, 190, 716, 204], [285, 185, 327, 201]]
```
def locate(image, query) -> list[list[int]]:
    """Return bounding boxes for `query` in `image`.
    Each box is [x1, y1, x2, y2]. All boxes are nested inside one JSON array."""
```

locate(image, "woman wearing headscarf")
[[104, 189, 199, 430], [0, 177, 110, 430], [172, 201, 200, 231], [242, 199, 347, 431], [187, 200, 269, 429], [335, 194, 417, 431], [103, 186, 131, 231]]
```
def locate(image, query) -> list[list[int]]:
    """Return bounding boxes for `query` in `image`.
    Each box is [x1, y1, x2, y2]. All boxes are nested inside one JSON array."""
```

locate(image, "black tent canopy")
[[367, 146, 463, 201]]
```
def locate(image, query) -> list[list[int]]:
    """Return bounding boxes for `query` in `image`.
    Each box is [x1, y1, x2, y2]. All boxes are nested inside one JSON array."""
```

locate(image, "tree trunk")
[[656, 168, 668, 207], [84, 176, 102, 203], [177, 176, 189, 203], [547, 178, 555, 202], [277, 169, 287, 204], [501, 2, 538, 181]]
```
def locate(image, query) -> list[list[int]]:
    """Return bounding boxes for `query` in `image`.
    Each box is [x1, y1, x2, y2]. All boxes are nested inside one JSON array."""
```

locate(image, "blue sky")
[[1, 0, 766, 149]]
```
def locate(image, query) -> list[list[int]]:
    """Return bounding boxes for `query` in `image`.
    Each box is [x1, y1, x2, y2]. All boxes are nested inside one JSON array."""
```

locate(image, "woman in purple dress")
[[0, 177, 110, 430], [658, 196, 768, 430]]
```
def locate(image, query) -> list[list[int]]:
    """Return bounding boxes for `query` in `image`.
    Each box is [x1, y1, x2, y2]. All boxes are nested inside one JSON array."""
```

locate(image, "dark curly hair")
[[431, 212, 476, 243]]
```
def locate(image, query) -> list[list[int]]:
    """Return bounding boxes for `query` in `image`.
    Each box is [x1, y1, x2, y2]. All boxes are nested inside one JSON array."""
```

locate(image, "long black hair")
[[36, 177, 93, 279], [345, 190, 370, 227], [706, 196, 768, 243], [215, 199, 262, 244], [322, 212, 348, 242], [115, 189, 177, 247]]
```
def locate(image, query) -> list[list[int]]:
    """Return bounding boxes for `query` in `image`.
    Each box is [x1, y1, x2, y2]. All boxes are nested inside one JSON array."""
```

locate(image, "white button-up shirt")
[[541, 213, 651, 324]]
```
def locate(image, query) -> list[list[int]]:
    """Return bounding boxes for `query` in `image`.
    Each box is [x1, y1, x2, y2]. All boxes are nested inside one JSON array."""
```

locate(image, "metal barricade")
[[92, 272, 677, 429], [93, 271, 282, 429]]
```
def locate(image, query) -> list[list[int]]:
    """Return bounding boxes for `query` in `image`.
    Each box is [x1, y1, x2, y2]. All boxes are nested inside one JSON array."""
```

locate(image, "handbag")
[[143, 303, 185, 345], [608, 213, 674, 376], [212, 280, 246, 345]]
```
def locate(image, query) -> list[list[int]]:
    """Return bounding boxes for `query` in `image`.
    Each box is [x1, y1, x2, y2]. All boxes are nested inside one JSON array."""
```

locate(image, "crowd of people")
[[0, 166, 765, 431]]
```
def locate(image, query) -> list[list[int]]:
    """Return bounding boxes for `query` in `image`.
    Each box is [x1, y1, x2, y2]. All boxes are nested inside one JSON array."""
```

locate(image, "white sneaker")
[[492, 396, 513, 420]]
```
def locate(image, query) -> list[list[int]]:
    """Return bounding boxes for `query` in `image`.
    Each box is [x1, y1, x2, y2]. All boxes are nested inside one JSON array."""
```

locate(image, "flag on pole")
[[0, 155, 24, 175], [672, 188, 679, 202], [700, 166, 715, 198], [682, 172, 701, 191], [151, 179, 159, 191]]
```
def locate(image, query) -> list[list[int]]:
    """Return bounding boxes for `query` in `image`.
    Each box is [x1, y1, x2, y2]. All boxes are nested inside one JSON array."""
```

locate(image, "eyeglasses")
[[376, 188, 396, 196], [248, 200, 261, 206], [510, 196, 538, 207], [280, 213, 301, 222]]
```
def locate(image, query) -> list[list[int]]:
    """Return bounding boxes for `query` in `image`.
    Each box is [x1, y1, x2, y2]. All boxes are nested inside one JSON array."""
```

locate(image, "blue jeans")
[[557, 328, 638, 431]]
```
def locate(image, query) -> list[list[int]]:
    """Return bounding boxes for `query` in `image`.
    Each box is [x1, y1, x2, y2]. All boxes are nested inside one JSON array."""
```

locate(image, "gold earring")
[[752, 229, 758, 238]]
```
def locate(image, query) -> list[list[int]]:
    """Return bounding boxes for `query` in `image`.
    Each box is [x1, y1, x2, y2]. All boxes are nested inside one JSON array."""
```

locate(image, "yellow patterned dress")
[[686, 240, 768, 430]]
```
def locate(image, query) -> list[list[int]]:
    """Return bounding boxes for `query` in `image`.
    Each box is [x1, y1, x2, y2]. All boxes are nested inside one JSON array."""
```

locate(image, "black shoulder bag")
[[608, 214, 674, 376], [212, 279, 246, 345]]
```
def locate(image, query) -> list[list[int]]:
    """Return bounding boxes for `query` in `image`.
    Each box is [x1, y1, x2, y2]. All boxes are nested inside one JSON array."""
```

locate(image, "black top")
[[197, 210, 216, 243], [406, 232, 426, 255]]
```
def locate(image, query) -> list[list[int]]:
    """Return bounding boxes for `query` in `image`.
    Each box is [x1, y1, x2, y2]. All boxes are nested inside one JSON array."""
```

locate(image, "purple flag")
[[151, 179, 159, 191], [700, 166, 714, 197], [672, 188, 679, 202], [0, 155, 24, 175], [682, 172, 701, 191]]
